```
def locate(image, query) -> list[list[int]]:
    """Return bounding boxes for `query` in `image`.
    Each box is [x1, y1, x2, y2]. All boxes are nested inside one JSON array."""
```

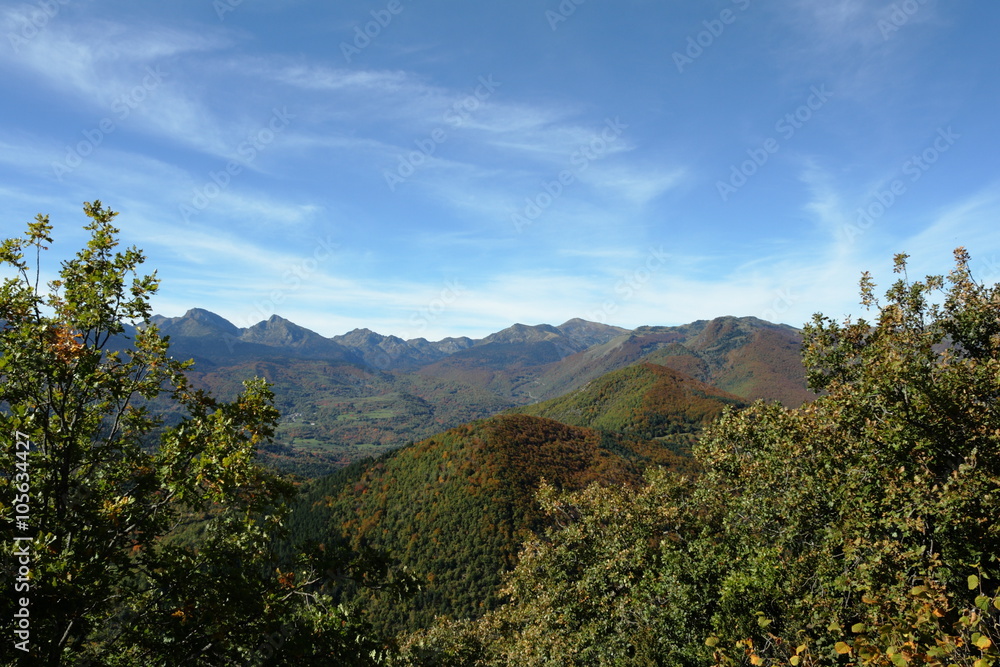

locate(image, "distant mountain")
[[517, 361, 745, 456], [152, 307, 240, 338], [531, 316, 815, 408], [150, 309, 361, 365], [332, 328, 473, 369], [414, 316, 813, 410], [645, 316, 816, 407], [476, 320, 626, 352], [556, 317, 631, 348], [285, 361, 733, 635], [243, 315, 359, 359], [414, 320, 628, 401], [148, 310, 813, 473], [406, 335, 476, 357]]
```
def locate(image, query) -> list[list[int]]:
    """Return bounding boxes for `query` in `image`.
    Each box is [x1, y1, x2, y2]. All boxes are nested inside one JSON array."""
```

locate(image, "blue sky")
[[2, 0, 998, 340]]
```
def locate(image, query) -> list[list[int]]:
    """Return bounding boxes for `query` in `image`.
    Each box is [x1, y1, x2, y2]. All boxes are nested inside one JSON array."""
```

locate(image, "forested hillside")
[[531, 317, 815, 409], [285, 413, 689, 634], [517, 361, 745, 454], [284, 355, 753, 637]]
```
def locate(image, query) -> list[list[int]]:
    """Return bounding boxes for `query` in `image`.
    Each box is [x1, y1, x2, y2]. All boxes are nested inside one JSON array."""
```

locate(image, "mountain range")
[[148, 309, 814, 476]]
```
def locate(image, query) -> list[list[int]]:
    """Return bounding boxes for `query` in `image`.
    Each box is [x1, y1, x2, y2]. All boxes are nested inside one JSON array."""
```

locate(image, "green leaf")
[[969, 574, 981, 590]]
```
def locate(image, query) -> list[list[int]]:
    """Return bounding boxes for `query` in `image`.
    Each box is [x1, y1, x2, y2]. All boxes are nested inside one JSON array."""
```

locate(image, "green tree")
[[1, 203, 401, 665], [696, 250, 1000, 665]]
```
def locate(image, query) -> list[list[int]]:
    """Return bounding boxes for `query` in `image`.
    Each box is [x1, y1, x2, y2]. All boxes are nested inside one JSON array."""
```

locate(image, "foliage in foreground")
[[0, 204, 411, 665], [394, 250, 1000, 666]]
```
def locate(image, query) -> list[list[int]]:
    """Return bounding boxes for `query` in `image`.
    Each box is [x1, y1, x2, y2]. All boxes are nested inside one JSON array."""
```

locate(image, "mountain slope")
[[518, 361, 745, 455], [287, 414, 660, 633], [413, 321, 627, 402], [333, 328, 473, 368], [150, 309, 362, 365], [532, 316, 814, 408], [179, 358, 515, 474]]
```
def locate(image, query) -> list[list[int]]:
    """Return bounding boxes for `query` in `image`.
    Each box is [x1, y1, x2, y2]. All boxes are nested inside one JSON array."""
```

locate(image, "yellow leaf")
[[835, 641, 852, 655], [975, 635, 992, 650], [705, 636, 719, 647], [969, 574, 980, 590], [790, 657, 800, 666]]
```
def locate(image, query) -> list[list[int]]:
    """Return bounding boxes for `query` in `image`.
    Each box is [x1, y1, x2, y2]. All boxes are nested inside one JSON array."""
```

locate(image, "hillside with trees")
[[285, 413, 695, 635], [516, 361, 745, 455]]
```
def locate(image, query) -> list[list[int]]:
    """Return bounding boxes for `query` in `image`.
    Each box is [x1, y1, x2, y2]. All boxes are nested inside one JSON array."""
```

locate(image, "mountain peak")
[[556, 318, 629, 348], [479, 323, 564, 346], [241, 317, 352, 359], [153, 308, 240, 338]]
